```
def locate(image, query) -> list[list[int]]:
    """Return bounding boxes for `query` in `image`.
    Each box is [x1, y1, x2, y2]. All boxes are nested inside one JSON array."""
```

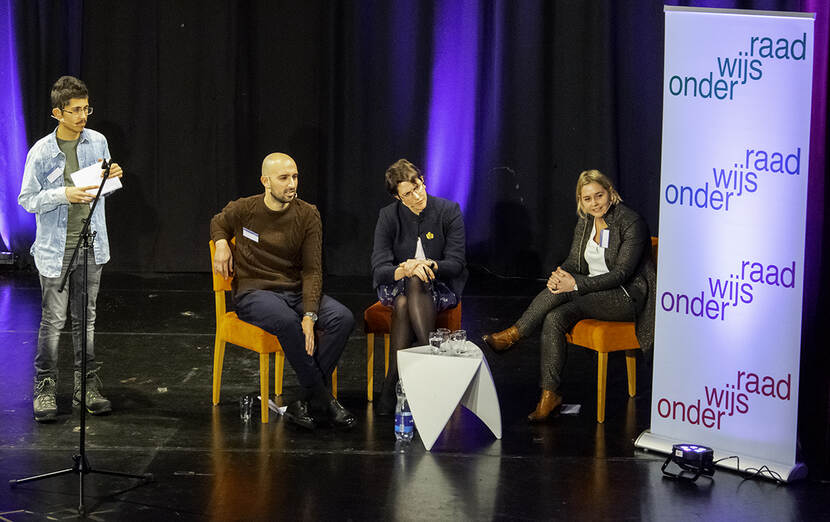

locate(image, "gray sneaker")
[[73, 369, 112, 415], [33, 377, 58, 422]]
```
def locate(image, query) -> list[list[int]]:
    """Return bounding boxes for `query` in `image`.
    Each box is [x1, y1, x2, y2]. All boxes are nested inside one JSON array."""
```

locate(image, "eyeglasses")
[[399, 181, 425, 201], [61, 106, 93, 116]]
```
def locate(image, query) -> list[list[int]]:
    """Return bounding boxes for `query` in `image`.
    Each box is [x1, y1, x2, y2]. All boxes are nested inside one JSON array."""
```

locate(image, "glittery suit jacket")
[[559, 202, 656, 353]]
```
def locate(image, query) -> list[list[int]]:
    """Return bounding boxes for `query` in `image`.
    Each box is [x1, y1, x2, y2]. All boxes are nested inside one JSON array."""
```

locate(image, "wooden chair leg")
[[332, 367, 338, 399], [259, 353, 270, 423], [597, 352, 608, 423], [384, 334, 391, 376], [212, 337, 226, 406], [367, 333, 375, 401], [625, 350, 637, 397], [274, 351, 284, 397]]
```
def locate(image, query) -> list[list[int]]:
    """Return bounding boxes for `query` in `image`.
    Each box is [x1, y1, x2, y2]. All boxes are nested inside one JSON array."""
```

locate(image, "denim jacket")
[[18, 127, 111, 277]]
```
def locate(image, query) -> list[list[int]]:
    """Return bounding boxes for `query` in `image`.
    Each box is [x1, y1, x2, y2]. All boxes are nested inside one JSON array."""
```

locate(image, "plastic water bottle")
[[394, 380, 414, 442]]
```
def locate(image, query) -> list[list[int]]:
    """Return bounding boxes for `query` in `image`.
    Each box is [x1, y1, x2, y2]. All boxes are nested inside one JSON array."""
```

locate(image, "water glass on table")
[[429, 331, 443, 354], [450, 330, 467, 355], [436, 328, 451, 354]]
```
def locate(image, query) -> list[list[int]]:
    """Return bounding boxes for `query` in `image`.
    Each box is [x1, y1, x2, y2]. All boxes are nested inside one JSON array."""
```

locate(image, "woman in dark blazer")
[[483, 169, 655, 422], [371, 159, 468, 414]]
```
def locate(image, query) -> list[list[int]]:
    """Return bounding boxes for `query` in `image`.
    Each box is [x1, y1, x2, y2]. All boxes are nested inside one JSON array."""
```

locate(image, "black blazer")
[[560, 202, 656, 352], [371, 195, 468, 298]]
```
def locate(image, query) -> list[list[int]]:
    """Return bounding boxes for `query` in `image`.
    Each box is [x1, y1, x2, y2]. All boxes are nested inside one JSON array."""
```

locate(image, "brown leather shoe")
[[482, 326, 521, 352], [527, 389, 563, 422]]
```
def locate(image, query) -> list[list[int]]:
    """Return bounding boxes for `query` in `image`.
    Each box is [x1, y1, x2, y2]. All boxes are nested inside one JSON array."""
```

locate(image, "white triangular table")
[[397, 342, 502, 451]]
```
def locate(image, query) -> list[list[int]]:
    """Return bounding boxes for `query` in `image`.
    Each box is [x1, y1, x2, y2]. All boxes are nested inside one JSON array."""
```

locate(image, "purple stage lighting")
[[662, 443, 715, 481], [0, 0, 34, 253], [424, 0, 480, 212]]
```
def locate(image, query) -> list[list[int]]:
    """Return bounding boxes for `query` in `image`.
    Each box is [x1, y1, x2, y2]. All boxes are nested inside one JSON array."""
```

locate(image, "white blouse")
[[414, 237, 426, 260], [584, 224, 609, 277]]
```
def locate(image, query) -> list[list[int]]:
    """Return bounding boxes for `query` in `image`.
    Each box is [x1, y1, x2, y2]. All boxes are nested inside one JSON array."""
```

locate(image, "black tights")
[[386, 278, 436, 381]]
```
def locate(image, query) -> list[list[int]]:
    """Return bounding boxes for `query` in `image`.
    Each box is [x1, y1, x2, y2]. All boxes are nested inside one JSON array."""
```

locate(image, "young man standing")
[[18, 76, 123, 422]]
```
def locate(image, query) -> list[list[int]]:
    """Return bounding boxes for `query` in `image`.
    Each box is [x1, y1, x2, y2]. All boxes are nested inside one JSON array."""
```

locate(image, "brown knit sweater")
[[210, 194, 322, 313]]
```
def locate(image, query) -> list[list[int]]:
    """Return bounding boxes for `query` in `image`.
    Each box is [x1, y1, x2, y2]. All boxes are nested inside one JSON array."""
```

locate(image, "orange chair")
[[210, 240, 336, 423], [565, 237, 658, 423], [363, 301, 462, 401]]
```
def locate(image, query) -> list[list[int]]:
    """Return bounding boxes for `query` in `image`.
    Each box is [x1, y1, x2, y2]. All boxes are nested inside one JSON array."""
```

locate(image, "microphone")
[[100, 159, 112, 180]]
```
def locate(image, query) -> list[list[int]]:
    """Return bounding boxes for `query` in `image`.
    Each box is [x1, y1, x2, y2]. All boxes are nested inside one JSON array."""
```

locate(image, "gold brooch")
[[426, 232, 434, 240]]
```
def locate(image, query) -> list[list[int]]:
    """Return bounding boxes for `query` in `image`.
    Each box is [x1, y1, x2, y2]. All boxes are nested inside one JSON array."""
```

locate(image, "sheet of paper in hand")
[[70, 162, 123, 196]]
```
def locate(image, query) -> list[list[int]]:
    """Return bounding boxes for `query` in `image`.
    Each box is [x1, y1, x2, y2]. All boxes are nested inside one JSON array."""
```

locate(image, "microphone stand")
[[9, 160, 152, 515]]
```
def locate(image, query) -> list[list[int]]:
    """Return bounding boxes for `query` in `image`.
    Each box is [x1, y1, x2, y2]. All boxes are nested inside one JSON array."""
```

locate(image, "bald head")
[[261, 152, 299, 210], [262, 152, 297, 176]]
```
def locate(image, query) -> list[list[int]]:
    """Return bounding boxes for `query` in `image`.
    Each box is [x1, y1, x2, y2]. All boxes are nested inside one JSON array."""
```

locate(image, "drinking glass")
[[239, 394, 253, 422], [429, 331, 443, 354], [450, 330, 467, 355], [436, 328, 451, 353]]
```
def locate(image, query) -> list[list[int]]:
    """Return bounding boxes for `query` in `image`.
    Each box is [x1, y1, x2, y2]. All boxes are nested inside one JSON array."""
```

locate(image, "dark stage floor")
[[1, 269, 828, 520]]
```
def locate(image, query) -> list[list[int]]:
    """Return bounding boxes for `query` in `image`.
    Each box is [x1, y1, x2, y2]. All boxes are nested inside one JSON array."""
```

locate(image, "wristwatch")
[[304, 312, 318, 322]]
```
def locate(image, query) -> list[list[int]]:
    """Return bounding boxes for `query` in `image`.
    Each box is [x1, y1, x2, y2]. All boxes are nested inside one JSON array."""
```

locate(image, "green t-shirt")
[[57, 137, 90, 251]]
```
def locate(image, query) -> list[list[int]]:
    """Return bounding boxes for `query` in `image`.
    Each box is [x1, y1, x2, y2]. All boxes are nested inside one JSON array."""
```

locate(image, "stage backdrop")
[[636, 7, 814, 481]]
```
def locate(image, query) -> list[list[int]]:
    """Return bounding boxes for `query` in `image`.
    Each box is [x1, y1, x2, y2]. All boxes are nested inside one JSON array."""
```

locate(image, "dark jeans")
[[514, 287, 639, 391], [235, 290, 354, 393], [36, 250, 102, 380]]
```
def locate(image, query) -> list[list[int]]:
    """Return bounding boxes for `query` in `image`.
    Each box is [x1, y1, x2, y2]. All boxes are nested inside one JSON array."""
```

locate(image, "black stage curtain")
[[14, 0, 668, 274], [15, 0, 829, 478], [15, 1, 819, 274]]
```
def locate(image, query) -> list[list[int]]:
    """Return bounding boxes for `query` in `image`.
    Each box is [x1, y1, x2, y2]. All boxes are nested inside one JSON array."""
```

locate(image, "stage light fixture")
[[661, 443, 715, 481]]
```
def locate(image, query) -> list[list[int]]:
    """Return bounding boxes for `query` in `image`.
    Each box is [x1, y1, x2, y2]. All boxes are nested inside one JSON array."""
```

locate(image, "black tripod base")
[[9, 454, 153, 514], [9, 452, 153, 486]]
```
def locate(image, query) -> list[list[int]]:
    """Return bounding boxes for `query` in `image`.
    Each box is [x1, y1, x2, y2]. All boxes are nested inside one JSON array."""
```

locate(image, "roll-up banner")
[[635, 6, 815, 482]]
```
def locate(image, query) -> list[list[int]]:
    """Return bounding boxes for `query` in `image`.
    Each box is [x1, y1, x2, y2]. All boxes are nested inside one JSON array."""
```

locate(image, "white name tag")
[[242, 227, 259, 243], [47, 167, 62, 183], [599, 228, 610, 248]]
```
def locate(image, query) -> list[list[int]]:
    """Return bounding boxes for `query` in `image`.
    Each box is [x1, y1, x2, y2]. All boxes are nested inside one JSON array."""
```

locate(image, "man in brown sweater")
[[210, 152, 355, 429]]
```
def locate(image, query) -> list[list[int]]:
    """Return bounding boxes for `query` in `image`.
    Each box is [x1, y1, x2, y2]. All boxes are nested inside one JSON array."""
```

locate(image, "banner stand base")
[[635, 429, 807, 483]]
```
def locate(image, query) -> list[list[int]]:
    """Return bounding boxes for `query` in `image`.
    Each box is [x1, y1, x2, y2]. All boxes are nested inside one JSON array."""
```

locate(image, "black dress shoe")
[[285, 400, 316, 430], [327, 397, 356, 428]]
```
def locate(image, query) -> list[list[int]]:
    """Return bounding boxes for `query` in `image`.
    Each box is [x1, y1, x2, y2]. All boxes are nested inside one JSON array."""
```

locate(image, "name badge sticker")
[[599, 228, 610, 248], [47, 168, 63, 183], [242, 227, 259, 243]]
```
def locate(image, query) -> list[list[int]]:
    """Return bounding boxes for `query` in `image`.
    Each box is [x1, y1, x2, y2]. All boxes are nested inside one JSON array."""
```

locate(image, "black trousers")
[[235, 290, 354, 393], [514, 287, 638, 391]]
